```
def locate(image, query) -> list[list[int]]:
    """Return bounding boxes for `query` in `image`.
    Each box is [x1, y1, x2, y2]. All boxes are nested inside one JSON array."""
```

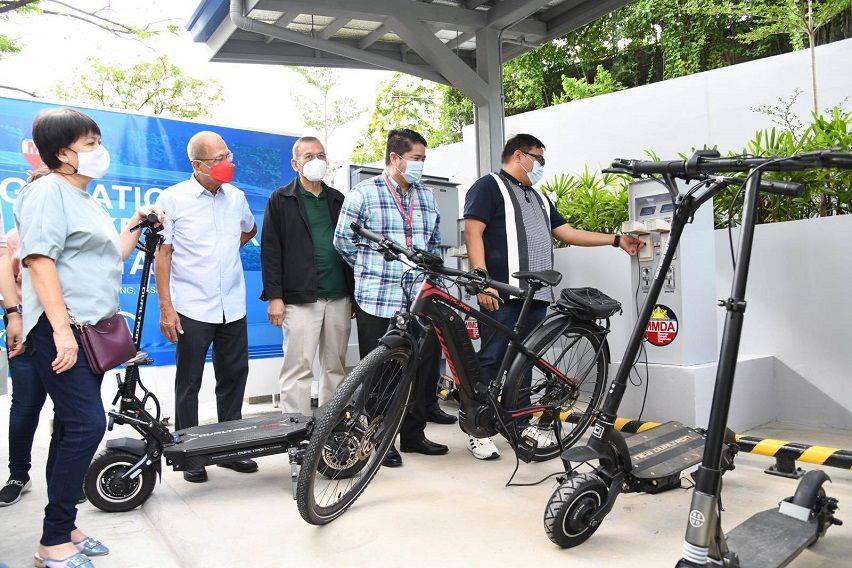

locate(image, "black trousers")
[[355, 307, 440, 443], [175, 313, 249, 431]]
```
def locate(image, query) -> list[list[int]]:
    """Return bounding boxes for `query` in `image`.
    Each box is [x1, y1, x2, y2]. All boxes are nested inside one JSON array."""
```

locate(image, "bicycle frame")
[[407, 276, 605, 440]]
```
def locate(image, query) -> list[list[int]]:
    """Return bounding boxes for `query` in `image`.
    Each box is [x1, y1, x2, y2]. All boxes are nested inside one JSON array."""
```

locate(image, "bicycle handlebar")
[[350, 222, 525, 298]]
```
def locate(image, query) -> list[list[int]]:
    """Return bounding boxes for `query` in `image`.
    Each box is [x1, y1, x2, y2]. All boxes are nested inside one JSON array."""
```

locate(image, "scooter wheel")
[[84, 448, 156, 513], [544, 472, 607, 548]]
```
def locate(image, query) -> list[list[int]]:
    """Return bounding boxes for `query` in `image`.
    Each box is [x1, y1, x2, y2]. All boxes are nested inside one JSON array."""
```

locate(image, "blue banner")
[[0, 96, 297, 364]]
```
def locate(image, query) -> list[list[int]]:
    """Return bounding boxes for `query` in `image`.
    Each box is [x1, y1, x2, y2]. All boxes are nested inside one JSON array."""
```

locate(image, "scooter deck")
[[163, 413, 311, 469], [725, 508, 818, 567], [626, 421, 705, 479]]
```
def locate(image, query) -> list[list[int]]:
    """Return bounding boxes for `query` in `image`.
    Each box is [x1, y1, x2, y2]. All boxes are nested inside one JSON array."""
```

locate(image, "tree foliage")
[[350, 73, 444, 164], [53, 55, 223, 119], [432, 0, 850, 142], [289, 67, 363, 147]]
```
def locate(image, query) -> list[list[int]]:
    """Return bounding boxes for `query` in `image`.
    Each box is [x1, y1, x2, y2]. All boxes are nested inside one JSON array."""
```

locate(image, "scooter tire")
[[84, 448, 156, 513]]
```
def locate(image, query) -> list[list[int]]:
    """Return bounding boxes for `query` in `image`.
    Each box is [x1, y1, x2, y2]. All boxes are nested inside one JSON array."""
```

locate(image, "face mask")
[[72, 144, 110, 178], [399, 158, 424, 184], [522, 155, 545, 186], [198, 159, 235, 184], [301, 158, 327, 182]]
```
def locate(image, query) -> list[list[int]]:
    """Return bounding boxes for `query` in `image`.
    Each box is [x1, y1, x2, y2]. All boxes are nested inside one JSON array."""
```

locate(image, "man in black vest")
[[261, 136, 355, 418], [463, 133, 642, 460]]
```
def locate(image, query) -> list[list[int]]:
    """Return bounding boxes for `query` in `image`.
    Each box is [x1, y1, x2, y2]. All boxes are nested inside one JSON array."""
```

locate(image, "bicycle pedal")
[[516, 435, 539, 463]]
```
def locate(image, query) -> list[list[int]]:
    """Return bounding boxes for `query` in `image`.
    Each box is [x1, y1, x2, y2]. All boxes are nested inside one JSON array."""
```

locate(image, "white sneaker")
[[468, 436, 500, 460], [522, 424, 555, 449]]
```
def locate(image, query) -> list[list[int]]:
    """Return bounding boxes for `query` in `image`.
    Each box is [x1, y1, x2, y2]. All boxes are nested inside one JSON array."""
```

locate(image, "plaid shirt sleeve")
[[333, 185, 365, 267]]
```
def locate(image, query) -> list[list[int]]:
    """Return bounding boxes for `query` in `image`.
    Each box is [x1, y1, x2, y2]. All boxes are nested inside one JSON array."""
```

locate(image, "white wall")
[[423, 39, 852, 202], [552, 215, 852, 430]]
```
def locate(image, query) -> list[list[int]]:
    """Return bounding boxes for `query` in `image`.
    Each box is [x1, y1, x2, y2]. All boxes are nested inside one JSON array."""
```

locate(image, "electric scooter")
[[84, 214, 312, 512], [542, 150, 845, 558]]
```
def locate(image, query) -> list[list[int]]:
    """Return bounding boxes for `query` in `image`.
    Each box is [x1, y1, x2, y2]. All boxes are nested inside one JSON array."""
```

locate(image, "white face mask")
[[73, 144, 111, 179], [301, 157, 327, 182], [521, 154, 544, 186]]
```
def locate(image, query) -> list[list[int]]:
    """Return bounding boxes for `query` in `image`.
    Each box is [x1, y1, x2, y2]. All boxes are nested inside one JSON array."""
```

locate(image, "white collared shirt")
[[157, 175, 256, 324]]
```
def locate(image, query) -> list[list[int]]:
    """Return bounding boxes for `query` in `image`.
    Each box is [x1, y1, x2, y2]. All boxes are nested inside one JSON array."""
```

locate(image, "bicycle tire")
[[297, 344, 414, 525], [501, 317, 608, 462]]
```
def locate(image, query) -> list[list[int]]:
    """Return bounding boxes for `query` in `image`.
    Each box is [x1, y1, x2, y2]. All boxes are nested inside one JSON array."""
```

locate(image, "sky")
[[0, 0, 394, 162]]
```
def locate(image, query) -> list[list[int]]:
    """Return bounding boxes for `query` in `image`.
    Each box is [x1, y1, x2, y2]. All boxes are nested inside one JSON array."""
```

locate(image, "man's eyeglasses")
[[194, 151, 233, 164], [522, 150, 545, 166]]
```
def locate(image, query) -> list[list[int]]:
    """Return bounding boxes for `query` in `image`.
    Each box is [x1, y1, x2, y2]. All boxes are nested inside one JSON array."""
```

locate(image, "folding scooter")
[[84, 214, 312, 512], [542, 150, 836, 551]]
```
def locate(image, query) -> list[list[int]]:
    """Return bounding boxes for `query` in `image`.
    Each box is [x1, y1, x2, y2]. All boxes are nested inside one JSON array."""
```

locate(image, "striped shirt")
[[464, 170, 566, 301], [334, 174, 441, 318]]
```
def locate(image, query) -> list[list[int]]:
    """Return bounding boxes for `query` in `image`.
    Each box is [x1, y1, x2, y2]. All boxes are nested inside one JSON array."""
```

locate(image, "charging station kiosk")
[[622, 179, 717, 367]]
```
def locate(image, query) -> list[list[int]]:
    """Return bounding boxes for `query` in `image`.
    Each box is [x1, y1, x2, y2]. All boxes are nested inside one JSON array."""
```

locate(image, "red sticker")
[[645, 304, 678, 346], [22, 139, 44, 170]]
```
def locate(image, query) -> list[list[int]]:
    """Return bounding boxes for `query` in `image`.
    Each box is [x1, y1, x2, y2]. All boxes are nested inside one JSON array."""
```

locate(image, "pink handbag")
[[76, 313, 137, 375]]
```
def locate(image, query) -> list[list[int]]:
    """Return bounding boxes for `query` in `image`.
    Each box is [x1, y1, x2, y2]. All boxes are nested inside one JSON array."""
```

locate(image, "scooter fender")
[[105, 437, 163, 481]]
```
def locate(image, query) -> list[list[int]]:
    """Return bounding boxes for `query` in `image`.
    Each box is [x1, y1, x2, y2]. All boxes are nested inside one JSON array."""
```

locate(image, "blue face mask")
[[525, 159, 545, 186], [400, 158, 424, 184]]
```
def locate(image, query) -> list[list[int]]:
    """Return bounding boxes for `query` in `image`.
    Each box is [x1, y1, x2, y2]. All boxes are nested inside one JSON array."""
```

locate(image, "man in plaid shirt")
[[334, 128, 448, 467]]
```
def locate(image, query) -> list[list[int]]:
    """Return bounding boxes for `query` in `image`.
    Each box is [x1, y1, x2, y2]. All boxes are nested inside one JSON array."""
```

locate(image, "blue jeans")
[[477, 299, 549, 410], [28, 314, 106, 546], [7, 347, 46, 479]]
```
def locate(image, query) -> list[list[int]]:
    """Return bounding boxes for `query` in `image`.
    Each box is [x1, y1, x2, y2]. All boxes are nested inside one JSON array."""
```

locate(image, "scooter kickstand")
[[287, 447, 299, 499]]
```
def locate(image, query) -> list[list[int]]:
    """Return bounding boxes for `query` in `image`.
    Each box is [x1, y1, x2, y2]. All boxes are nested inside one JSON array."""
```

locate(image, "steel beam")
[[474, 26, 504, 176], [318, 17, 349, 40], [264, 12, 295, 43], [230, 0, 447, 83], [486, 0, 550, 30], [390, 12, 489, 104], [358, 22, 389, 50], [256, 0, 547, 37]]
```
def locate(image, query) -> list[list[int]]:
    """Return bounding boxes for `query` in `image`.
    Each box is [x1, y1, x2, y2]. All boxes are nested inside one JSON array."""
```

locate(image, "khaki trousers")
[[279, 297, 352, 415]]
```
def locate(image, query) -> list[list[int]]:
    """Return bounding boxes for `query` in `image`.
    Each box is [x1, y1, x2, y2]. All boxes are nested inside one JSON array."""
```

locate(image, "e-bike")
[[84, 214, 313, 512], [296, 222, 621, 524], [544, 149, 849, 567]]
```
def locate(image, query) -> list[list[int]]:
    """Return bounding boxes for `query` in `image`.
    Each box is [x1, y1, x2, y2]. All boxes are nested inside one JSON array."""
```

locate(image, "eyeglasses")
[[522, 150, 545, 166], [194, 151, 233, 164]]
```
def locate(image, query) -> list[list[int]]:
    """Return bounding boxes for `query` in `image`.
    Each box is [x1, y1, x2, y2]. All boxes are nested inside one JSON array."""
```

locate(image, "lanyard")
[[384, 175, 417, 248]]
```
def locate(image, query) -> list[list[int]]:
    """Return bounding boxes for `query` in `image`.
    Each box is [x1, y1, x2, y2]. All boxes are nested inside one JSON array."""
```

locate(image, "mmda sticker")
[[645, 304, 678, 346]]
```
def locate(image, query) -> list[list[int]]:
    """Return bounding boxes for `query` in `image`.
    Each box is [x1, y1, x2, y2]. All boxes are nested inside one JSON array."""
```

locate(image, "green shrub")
[[713, 107, 852, 228], [541, 168, 630, 244]]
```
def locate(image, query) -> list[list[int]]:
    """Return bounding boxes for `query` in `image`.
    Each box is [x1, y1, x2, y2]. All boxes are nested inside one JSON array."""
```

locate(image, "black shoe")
[[382, 446, 403, 468], [400, 436, 449, 456], [217, 459, 258, 473], [183, 467, 208, 483], [0, 476, 30, 507], [425, 406, 458, 425]]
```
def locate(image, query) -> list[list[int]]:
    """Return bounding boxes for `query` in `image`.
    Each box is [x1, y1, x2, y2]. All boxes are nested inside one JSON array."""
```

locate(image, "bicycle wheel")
[[501, 317, 608, 462], [297, 343, 414, 525]]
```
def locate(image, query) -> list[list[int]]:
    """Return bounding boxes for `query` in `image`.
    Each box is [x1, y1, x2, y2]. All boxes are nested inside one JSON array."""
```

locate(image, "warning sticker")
[[645, 305, 678, 346]]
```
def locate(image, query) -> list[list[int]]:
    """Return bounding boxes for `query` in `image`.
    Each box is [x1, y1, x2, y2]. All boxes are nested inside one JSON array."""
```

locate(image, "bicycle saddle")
[[513, 270, 563, 287]]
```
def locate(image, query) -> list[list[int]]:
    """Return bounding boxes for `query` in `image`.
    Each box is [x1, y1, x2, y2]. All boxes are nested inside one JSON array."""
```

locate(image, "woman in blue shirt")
[[16, 108, 162, 568]]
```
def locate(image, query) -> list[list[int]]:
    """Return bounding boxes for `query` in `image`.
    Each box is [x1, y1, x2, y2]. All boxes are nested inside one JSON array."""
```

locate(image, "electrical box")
[[623, 179, 717, 366]]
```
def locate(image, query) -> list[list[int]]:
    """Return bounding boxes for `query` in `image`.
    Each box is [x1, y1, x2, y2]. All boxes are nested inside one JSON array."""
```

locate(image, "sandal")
[[73, 538, 109, 557], [33, 553, 93, 568]]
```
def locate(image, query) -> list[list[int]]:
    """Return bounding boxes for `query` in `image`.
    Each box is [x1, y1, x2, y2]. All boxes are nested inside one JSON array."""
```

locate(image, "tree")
[[53, 55, 223, 119], [554, 65, 626, 103], [350, 73, 443, 164], [1, 1, 178, 96], [289, 67, 363, 147], [724, 0, 850, 113]]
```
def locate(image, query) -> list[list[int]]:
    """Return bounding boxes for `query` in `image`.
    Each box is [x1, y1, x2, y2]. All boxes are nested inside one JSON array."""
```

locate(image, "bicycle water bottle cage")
[[556, 288, 622, 320]]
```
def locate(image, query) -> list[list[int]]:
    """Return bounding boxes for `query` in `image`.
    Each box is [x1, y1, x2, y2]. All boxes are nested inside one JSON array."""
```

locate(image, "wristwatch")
[[612, 234, 621, 248], [4, 304, 22, 316]]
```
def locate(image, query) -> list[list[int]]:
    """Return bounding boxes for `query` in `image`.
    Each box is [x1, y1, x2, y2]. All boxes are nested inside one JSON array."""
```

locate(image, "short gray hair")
[[187, 131, 224, 161], [292, 136, 323, 160]]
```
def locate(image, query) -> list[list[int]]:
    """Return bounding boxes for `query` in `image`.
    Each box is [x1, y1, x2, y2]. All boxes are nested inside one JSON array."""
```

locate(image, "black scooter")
[[544, 150, 847, 566], [84, 214, 312, 512]]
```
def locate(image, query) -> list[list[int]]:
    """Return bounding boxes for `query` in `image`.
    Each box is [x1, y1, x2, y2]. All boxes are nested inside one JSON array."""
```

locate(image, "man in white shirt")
[[154, 131, 258, 483]]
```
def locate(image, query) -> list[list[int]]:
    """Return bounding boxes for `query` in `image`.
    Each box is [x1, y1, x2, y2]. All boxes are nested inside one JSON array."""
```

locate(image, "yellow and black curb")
[[613, 418, 852, 474]]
